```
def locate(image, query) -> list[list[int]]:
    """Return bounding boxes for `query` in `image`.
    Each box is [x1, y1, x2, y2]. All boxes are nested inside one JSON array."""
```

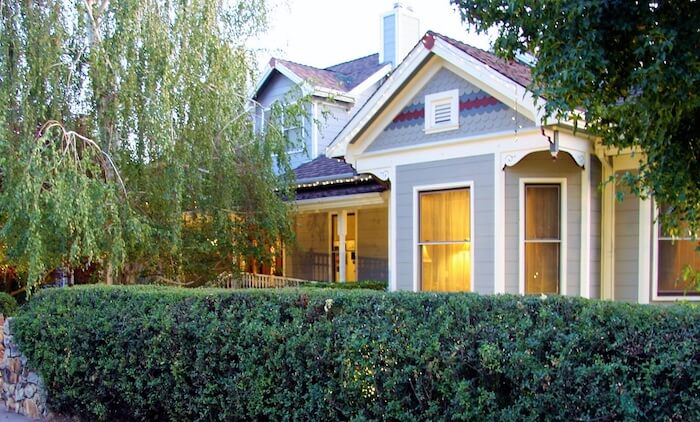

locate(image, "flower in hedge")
[[324, 298, 333, 313]]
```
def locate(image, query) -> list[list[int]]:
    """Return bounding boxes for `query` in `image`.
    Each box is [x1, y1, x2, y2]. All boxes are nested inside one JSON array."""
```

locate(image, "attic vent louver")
[[424, 89, 459, 134], [434, 103, 452, 124]]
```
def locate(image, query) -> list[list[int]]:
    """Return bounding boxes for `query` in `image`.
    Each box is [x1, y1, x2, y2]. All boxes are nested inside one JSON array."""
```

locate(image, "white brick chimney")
[[380, 2, 420, 67]]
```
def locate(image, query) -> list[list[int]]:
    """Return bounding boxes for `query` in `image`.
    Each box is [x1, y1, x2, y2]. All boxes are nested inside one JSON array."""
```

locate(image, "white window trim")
[[412, 181, 475, 293], [284, 125, 305, 155], [260, 107, 271, 134], [518, 178, 568, 296], [651, 204, 700, 301], [424, 89, 459, 134]]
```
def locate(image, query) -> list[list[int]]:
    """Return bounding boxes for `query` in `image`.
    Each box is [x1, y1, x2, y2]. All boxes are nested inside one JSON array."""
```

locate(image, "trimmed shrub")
[[300, 279, 387, 291], [12, 286, 700, 421], [0, 292, 18, 317]]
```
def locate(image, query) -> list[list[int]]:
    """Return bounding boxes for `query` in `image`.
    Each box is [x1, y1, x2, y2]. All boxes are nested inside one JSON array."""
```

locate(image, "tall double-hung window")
[[523, 184, 561, 294], [419, 188, 471, 291]]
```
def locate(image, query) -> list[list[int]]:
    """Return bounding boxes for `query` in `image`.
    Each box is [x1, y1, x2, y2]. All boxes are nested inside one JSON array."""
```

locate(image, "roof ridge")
[[429, 31, 533, 87], [324, 53, 379, 72], [428, 31, 492, 56], [274, 57, 334, 73]]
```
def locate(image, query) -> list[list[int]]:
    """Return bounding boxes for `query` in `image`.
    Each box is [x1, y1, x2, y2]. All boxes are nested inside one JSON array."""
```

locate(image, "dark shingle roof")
[[273, 53, 386, 93], [294, 156, 356, 182], [293, 156, 386, 200], [430, 31, 533, 87]]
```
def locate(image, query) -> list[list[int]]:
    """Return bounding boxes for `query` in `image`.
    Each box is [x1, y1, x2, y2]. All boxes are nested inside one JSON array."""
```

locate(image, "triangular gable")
[[327, 32, 544, 159], [364, 67, 535, 153]]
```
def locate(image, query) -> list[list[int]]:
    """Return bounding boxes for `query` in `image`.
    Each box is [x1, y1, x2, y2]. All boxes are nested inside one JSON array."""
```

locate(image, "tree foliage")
[[0, 0, 303, 292], [452, 0, 700, 234]]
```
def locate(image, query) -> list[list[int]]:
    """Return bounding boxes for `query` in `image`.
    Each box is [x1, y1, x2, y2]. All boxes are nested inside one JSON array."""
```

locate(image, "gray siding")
[[395, 154, 495, 293], [318, 102, 351, 157], [589, 156, 602, 298], [357, 207, 389, 281], [366, 68, 535, 152], [613, 174, 639, 303], [504, 151, 583, 295], [256, 72, 314, 169], [257, 72, 296, 108]]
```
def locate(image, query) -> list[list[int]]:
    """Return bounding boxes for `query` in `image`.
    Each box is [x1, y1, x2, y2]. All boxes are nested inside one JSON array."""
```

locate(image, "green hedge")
[[299, 279, 387, 290], [0, 292, 18, 317], [12, 286, 700, 421]]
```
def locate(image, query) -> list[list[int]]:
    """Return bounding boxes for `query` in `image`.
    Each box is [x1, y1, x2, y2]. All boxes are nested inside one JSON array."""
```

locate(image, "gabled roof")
[[254, 54, 391, 101], [327, 31, 542, 158]]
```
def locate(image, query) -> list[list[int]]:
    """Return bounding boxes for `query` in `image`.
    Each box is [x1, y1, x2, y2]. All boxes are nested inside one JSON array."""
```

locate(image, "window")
[[284, 124, 305, 154], [524, 184, 561, 294], [419, 188, 471, 291], [256, 107, 271, 134], [424, 89, 459, 134], [656, 212, 700, 297]]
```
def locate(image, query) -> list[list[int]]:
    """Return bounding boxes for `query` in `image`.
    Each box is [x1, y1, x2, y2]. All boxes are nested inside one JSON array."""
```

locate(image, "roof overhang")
[[293, 191, 387, 212]]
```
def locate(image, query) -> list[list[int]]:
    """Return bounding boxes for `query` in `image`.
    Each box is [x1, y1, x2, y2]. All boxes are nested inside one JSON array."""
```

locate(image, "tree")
[[451, 0, 700, 235], [0, 0, 303, 293]]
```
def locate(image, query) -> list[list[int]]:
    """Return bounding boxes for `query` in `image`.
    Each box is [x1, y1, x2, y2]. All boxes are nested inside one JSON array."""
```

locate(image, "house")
[[253, 5, 699, 303]]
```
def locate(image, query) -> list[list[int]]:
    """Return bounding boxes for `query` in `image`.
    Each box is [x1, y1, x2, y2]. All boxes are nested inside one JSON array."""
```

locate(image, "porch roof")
[[293, 156, 386, 200]]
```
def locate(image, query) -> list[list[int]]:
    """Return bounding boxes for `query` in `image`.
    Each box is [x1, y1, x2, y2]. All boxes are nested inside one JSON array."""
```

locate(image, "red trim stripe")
[[392, 95, 500, 124]]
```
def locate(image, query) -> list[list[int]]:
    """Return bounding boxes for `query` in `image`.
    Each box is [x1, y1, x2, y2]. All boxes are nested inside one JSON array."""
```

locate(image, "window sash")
[[419, 188, 470, 243], [524, 184, 561, 294], [284, 125, 305, 153], [418, 187, 471, 292]]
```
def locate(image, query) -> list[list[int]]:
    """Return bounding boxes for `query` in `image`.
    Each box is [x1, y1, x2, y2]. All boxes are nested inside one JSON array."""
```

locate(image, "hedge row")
[[12, 286, 700, 421], [299, 279, 387, 290], [0, 292, 18, 317]]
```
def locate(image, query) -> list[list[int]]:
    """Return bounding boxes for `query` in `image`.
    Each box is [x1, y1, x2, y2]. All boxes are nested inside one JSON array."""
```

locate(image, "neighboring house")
[[251, 53, 390, 169], [251, 3, 418, 283], [254, 6, 698, 303]]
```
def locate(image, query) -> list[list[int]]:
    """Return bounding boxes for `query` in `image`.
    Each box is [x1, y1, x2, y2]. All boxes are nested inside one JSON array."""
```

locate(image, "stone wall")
[[0, 316, 51, 420]]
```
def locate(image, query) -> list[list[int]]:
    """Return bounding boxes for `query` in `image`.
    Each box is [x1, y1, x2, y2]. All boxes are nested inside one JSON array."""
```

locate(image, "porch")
[[284, 206, 389, 283]]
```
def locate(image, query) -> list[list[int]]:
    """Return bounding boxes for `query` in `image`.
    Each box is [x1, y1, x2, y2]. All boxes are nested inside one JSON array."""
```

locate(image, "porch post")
[[580, 153, 591, 298], [338, 210, 347, 283], [637, 197, 652, 304], [599, 152, 615, 300]]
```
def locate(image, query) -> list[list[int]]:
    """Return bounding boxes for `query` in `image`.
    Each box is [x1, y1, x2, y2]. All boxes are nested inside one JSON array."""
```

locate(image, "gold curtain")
[[524, 185, 560, 294], [419, 188, 471, 292], [657, 207, 699, 295], [658, 239, 700, 295]]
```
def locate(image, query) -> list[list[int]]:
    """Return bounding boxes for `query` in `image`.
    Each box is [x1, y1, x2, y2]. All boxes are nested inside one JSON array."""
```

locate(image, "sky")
[[247, 0, 494, 73]]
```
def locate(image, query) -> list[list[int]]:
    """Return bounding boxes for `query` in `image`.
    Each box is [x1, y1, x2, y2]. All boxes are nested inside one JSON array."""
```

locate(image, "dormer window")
[[424, 89, 459, 134]]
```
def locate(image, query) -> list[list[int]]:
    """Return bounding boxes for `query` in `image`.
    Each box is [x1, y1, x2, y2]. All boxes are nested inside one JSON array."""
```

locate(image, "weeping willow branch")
[[34, 120, 129, 203]]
